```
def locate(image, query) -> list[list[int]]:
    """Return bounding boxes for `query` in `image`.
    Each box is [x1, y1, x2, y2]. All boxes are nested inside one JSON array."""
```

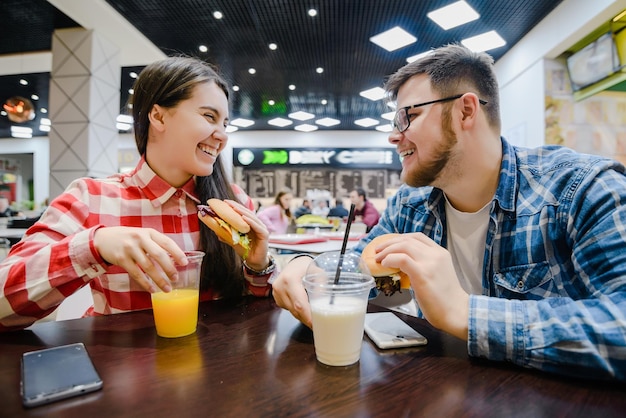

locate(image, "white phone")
[[21, 342, 103, 408], [364, 312, 427, 349]]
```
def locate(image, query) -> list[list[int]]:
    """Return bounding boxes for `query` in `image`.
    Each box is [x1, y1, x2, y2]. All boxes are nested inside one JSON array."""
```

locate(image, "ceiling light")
[[295, 124, 318, 132], [117, 114, 133, 124], [406, 50, 433, 63], [116, 122, 132, 131], [129, 72, 138, 79], [316, 117, 340, 127], [268, 43, 277, 50], [11, 126, 32, 138], [320, 99, 327, 105], [308, 9, 317, 17], [288, 111, 315, 121], [359, 87, 385, 101], [268, 117, 293, 127], [128, 89, 134, 94], [248, 68, 256, 74], [232, 86, 240, 91], [41, 108, 48, 114], [39, 124, 51, 132], [40, 118, 51, 126], [230, 118, 255, 127], [198, 45, 208, 53], [31, 94, 39, 101], [381, 111, 395, 121], [427, 1, 479, 30], [225, 125, 239, 133], [316, 67, 324, 74], [268, 100, 275, 105], [288, 85, 296, 90], [213, 11, 223, 19], [376, 124, 393, 133], [369, 26, 416, 52], [354, 118, 379, 128], [19, 79, 28, 86], [461, 30, 506, 52]]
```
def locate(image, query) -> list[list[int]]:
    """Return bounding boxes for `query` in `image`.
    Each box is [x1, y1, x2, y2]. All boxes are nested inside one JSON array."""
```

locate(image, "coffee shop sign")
[[234, 148, 401, 169]]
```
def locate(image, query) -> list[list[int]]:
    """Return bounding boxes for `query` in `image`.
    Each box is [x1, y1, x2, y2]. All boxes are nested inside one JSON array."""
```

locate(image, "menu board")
[[236, 167, 400, 199]]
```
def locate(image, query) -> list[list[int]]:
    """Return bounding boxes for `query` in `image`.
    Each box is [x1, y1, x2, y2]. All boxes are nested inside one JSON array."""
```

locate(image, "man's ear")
[[148, 104, 166, 132], [459, 93, 480, 127]]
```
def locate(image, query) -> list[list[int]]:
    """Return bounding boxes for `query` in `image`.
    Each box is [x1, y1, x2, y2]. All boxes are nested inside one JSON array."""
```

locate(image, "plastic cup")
[[303, 251, 374, 366], [151, 251, 205, 338]]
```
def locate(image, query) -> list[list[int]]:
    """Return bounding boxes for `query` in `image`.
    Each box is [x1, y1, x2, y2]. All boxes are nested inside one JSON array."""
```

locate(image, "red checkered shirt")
[[0, 157, 272, 331]]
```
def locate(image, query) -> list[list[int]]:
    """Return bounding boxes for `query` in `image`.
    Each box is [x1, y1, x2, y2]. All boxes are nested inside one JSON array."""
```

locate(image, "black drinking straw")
[[333, 203, 356, 284]]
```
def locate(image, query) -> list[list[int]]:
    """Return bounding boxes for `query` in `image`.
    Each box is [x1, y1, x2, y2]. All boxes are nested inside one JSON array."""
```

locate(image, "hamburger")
[[362, 234, 411, 296], [198, 199, 251, 257]]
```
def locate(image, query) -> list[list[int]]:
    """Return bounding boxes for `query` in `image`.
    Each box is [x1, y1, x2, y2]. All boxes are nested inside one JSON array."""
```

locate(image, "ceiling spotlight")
[[40, 108, 48, 114], [19, 79, 28, 86], [31, 94, 39, 101], [232, 86, 240, 92], [288, 85, 296, 91], [321, 99, 327, 105], [316, 67, 324, 74], [199, 45, 208, 53], [268, 100, 275, 105], [213, 11, 223, 19], [129, 72, 138, 79], [295, 124, 318, 132], [308, 9, 318, 17], [269, 43, 277, 50], [128, 88, 134, 95], [288, 111, 315, 121], [248, 68, 256, 74]]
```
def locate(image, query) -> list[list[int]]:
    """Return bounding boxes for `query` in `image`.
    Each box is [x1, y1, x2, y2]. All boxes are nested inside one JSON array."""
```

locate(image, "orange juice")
[[151, 289, 199, 338]]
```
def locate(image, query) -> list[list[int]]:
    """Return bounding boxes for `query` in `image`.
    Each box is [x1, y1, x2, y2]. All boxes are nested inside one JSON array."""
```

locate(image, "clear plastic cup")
[[151, 251, 205, 338], [302, 251, 374, 366]]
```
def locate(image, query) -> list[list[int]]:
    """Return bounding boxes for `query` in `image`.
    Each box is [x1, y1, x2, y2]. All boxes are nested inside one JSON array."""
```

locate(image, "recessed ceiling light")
[[213, 11, 223, 19], [376, 124, 393, 133], [117, 114, 133, 124], [316, 117, 340, 127], [288, 111, 315, 121], [225, 125, 239, 133], [268, 43, 277, 50], [116, 122, 132, 131], [316, 67, 324, 74], [232, 86, 240, 91], [248, 68, 256, 74], [406, 50, 433, 63], [308, 9, 317, 17], [268, 100, 275, 105], [129, 72, 138, 78], [381, 111, 395, 121], [268, 117, 293, 127], [295, 124, 318, 132], [354, 118, 379, 128], [198, 45, 208, 53], [19, 79, 28, 86], [369, 26, 416, 52], [427, 1, 479, 30], [40, 118, 51, 126], [41, 108, 48, 114], [31, 94, 39, 101], [359, 87, 385, 101], [321, 99, 327, 105], [39, 124, 51, 132], [288, 84, 296, 90], [230, 118, 255, 127], [461, 30, 506, 52], [128, 89, 134, 94]]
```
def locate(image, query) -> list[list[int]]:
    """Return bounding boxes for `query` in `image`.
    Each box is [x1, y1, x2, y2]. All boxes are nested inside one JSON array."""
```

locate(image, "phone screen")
[[21, 342, 103, 408]]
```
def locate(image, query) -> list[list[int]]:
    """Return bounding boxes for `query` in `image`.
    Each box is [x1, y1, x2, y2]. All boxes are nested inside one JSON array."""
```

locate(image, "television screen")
[[566, 32, 620, 91]]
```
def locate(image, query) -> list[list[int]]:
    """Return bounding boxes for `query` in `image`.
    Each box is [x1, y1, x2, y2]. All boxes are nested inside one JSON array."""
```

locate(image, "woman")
[[0, 56, 276, 331], [258, 190, 293, 234]]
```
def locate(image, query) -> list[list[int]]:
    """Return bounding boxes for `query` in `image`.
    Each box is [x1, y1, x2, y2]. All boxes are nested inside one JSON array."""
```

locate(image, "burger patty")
[[375, 276, 402, 296]]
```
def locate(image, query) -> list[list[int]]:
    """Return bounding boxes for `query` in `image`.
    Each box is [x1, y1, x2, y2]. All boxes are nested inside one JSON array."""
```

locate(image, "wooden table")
[[1, 299, 624, 417]]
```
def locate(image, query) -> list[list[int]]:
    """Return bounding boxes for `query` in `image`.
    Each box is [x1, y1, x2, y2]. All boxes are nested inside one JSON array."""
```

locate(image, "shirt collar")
[[493, 137, 518, 213], [133, 156, 201, 207]]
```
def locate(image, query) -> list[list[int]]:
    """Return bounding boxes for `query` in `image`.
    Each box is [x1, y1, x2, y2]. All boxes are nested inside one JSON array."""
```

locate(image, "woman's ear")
[[148, 104, 167, 132]]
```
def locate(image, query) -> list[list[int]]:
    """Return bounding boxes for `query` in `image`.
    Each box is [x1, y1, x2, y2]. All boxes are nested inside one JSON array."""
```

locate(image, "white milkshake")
[[310, 296, 368, 366]]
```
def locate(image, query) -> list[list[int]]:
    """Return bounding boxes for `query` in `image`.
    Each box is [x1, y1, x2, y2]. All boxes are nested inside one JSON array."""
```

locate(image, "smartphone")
[[21, 342, 103, 408], [364, 312, 427, 349]]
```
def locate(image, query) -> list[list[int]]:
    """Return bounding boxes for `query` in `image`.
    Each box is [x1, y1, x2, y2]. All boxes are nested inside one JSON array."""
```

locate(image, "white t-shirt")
[[444, 196, 491, 295]]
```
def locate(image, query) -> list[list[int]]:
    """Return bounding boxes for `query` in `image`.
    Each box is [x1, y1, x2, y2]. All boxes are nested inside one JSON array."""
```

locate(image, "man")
[[271, 44, 626, 381], [349, 188, 380, 232]]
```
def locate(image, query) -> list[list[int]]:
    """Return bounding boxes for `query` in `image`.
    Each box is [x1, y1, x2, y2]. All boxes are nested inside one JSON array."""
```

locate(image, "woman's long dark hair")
[[131, 56, 245, 301]]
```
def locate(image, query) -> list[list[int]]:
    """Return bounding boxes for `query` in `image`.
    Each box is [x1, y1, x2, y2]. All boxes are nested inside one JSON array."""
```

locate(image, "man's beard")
[[403, 109, 457, 188]]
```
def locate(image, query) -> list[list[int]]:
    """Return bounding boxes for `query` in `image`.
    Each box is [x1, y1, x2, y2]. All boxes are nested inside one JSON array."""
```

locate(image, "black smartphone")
[[21, 342, 103, 408]]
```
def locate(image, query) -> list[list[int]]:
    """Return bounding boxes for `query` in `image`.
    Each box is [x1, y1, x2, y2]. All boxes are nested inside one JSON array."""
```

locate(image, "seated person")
[[311, 199, 329, 217], [328, 196, 349, 218], [258, 190, 293, 234], [349, 188, 380, 232], [294, 199, 312, 218]]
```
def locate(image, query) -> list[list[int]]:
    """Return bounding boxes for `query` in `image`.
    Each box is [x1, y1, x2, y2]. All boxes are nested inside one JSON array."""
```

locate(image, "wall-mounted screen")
[[567, 32, 620, 91]]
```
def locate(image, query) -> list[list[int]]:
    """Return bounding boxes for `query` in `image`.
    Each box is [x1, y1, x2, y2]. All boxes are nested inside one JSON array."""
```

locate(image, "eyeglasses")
[[391, 94, 488, 133]]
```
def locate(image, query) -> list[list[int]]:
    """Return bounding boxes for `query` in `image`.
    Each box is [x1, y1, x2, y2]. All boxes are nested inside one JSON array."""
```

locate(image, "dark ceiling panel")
[[0, 0, 566, 138]]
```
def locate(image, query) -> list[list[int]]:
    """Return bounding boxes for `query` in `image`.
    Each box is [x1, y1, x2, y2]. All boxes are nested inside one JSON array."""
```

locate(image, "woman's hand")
[[224, 199, 271, 270], [272, 255, 314, 328], [94, 226, 187, 293]]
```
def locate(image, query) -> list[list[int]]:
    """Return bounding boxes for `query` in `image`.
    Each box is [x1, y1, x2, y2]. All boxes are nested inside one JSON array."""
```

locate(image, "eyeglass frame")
[[391, 94, 488, 133]]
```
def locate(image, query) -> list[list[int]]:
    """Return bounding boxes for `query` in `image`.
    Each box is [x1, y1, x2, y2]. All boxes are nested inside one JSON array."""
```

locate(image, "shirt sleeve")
[[258, 206, 281, 233], [468, 165, 626, 381], [361, 201, 381, 228], [0, 179, 108, 331]]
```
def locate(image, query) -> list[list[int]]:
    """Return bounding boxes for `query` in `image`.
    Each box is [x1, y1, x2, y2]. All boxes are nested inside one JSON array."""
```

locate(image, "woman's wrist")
[[243, 254, 276, 276]]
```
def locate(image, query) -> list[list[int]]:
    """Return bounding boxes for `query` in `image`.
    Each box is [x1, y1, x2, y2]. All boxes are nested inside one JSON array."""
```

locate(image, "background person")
[[327, 195, 349, 218], [272, 44, 626, 381], [294, 199, 312, 218], [349, 188, 380, 232], [0, 56, 276, 331], [258, 189, 293, 234]]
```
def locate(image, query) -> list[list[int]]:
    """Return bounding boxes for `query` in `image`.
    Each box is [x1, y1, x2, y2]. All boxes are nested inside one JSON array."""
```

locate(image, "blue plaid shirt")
[[355, 137, 626, 381]]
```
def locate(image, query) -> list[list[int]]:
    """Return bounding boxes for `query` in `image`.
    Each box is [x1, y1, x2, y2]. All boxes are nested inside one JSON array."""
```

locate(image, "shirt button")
[[517, 281, 524, 289], [177, 211, 183, 218], [174, 190, 182, 197]]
